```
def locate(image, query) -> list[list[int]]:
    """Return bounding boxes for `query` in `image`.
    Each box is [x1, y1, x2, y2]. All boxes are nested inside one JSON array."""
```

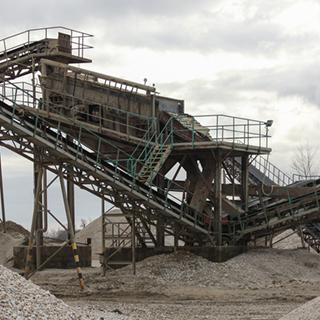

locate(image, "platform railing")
[[251, 156, 293, 186], [292, 174, 320, 182], [172, 113, 271, 149], [0, 81, 157, 140], [0, 26, 93, 60]]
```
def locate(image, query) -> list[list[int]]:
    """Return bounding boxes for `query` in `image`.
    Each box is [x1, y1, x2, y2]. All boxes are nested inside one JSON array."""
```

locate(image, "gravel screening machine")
[[0, 27, 319, 277]]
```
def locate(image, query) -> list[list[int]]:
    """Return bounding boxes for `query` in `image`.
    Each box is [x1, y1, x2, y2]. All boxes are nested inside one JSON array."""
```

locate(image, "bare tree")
[[291, 144, 318, 177], [80, 218, 88, 229]]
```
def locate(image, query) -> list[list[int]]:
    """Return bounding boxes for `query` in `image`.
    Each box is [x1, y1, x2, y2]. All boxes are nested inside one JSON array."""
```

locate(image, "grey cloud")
[[1, 0, 317, 58], [216, 63, 320, 106], [0, 0, 217, 35], [158, 59, 320, 111]]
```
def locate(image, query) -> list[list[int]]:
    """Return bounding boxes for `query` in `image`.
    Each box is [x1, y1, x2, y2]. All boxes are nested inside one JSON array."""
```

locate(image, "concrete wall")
[[13, 245, 91, 269]]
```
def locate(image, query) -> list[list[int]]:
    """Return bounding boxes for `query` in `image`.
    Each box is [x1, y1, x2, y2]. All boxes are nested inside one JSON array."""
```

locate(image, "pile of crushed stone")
[[0, 265, 127, 320], [280, 296, 320, 320], [272, 229, 309, 250], [0, 221, 29, 266], [0, 220, 29, 238], [108, 249, 320, 289]]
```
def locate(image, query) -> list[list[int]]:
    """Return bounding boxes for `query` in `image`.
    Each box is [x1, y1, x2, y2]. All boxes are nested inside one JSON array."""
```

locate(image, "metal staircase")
[[223, 156, 291, 187], [138, 145, 171, 183]]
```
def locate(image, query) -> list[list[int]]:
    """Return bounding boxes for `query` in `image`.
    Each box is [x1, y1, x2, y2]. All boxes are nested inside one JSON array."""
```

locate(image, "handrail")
[[0, 26, 93, 42], [1, 81, 156, 139], [0, 26, 93, 59], [171, 113, 270, 148], [292, 174, 320, 182], [251, 156, 293, 186]]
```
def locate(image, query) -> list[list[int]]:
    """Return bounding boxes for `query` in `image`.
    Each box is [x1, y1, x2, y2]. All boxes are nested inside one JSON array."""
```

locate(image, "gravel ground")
[[0, 265, 128, 320], [31, 248, 320, 320], [68, 299, 299, 320]]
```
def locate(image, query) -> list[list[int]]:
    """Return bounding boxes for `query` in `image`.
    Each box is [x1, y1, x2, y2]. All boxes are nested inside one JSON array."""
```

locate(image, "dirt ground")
[[30, 248, 320, 320]]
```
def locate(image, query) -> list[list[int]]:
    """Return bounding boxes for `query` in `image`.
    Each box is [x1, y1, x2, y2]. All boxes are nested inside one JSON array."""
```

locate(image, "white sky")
[[0, 0, 320, 229]]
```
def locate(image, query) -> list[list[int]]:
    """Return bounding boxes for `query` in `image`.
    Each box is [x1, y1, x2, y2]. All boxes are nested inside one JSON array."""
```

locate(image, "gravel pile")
[[273, 229, 306, 250], [0, 221, 28, 266], [0, 265, 128, 320], [110, 249, 320, 289], [279, 296, 320, 320], [0, 220, 29, 238]]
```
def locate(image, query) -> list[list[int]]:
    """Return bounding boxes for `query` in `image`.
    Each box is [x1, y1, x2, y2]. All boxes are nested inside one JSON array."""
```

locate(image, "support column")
[[25, 167, 43, 277], [189, 155, 215, 213], [131, 211, 136, 275], [101, 199, 106, 276], [67, 178, 75, 231], [34, 148, 43, 269], [156, 175, 166, 247], [156, 218, 165, 247], [214, 150, 222, 246], [66, 137, 75, 232], [173, 223, 179, 251], [241, 155, 249, 212], [59, 172, 84, 289], [0, 153, 6, 233]]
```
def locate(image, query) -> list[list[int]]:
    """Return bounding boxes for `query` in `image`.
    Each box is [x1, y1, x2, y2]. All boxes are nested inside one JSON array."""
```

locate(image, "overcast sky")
[[0, 0, 320, 229]]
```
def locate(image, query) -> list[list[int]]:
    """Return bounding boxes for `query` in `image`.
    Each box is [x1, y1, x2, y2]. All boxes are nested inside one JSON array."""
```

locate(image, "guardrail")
[[172, 113, 271, 149], [252, 156, 293, 186], [0, 26, 93, 59], [0, 81, 156, 139], [292, 174, 320, 182]]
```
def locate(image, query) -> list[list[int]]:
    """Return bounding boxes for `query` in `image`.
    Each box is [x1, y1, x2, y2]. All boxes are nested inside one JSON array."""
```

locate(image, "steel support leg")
[[214, 150, 222, 246], [241, 155, 249, 212], [0, 153, 6, 233]]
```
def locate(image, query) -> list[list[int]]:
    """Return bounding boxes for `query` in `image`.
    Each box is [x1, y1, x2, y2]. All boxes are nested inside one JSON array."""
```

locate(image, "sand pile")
[[75, 209, 127, 261], [0, 264, 127, 320], [280, 296, 320, 320], [273, 229, 306, 250]]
